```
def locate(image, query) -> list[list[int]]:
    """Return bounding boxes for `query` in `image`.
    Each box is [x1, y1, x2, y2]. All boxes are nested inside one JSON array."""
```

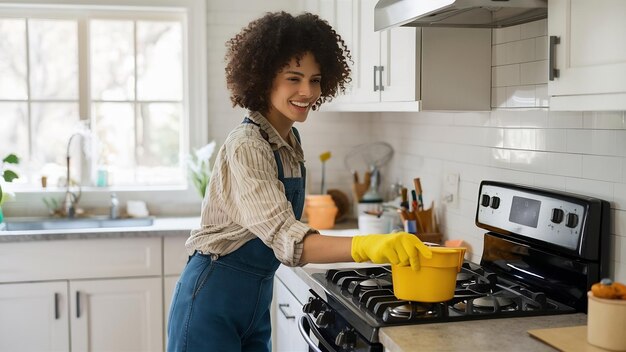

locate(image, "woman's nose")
[[298, 82, 313, 97]]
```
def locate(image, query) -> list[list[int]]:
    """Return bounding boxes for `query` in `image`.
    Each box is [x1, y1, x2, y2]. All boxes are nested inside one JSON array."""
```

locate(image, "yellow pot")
[[391, 247, 466, 302]]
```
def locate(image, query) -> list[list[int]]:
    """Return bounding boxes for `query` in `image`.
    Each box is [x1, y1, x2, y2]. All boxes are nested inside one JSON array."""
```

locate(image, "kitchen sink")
[[2, 216, 155, 231]]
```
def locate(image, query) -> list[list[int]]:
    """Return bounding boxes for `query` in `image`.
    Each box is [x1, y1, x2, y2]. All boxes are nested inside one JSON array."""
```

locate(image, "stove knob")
[[315, 310, 335, 327], [335, 328, 356, 349], [550, 208, 564, 224], [302, 297, 323, 315], [566, 213, 578, 228], [490, 196, 500, 209], [481, 194, 491, 207]]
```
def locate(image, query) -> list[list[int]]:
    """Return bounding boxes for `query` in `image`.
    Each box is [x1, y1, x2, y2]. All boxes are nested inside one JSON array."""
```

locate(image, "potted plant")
[[0, 153, 20, 223], [187, 141, 216, 199]]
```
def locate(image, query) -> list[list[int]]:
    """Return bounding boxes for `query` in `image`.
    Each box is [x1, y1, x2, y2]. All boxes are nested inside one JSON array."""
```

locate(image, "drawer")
[[0, 237, 161, 282]]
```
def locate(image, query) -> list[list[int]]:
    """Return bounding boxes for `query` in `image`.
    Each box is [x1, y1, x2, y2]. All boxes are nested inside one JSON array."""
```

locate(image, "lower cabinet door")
[[70, 277, 163, 352], [0, 281, 70, 352], [163, 275, 179, 343], [274, 278, 308, 352]]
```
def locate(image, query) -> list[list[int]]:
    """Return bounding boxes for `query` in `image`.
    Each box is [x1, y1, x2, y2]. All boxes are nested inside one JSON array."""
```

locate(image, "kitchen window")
[[0, 0, 207, 194]]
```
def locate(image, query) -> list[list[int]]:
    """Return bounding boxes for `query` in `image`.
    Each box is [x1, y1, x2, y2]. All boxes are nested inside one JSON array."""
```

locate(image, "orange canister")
[[391, 247, 466, 302]]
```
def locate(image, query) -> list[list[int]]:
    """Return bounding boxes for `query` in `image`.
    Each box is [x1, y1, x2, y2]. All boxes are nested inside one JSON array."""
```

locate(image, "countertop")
[[0, 216, 200, 242]]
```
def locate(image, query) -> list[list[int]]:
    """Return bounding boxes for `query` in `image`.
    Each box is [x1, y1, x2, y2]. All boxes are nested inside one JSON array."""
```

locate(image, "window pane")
[[31, 103, 80, 185], [90, 20, 134, 101], [137, 21, 182, 100], [137, 103, 181, 167], [28, 19, 78, 100], [0, 102, 29, 165], [93, 102, 135, 185], [0, 19, 28, 99]]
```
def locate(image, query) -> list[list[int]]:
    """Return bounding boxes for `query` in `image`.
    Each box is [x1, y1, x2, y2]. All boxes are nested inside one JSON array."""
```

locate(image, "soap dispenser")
[[110, 193, 120, 219]]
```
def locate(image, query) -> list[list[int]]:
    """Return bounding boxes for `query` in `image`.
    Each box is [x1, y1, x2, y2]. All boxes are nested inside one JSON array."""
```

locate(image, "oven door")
[[298, 315, 338, 352]]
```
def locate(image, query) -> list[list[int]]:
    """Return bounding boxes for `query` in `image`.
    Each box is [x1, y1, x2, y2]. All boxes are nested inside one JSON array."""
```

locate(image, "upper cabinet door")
[[548, 0, 626, 110], [380, 26, 418, 102], [352, 0, 381, 103]]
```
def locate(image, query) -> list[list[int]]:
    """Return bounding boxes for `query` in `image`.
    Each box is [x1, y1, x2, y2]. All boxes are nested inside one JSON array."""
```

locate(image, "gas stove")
[[298, 181, 610, 352]]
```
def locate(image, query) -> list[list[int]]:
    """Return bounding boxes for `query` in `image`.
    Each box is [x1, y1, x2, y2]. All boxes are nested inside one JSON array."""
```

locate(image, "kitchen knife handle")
[[54, 293, 60, 320], [373, 66, 379, 92], [76, 291, 81, 318], [378, 66, 384, 91], [549, 35, 560, 81]]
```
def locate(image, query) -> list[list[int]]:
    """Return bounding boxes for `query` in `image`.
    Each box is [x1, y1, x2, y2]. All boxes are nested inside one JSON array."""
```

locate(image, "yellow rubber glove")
[[351, 232, 433, 271]]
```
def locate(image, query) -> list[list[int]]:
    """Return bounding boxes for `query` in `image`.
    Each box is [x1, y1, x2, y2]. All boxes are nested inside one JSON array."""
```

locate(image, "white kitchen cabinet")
[[310, 0, 491, 112], [0, 277, 163, 352], [273, 276, 308, 352], [0, 281, 69, 352], [548, 0, 626, 110], [0, 237, 164, 352]]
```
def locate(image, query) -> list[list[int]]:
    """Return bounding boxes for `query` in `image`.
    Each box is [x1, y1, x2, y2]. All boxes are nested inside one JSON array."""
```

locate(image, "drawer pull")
[[54, 293, 60, 320], [76, 291, 81, 318], [278, 303, 295, 320]]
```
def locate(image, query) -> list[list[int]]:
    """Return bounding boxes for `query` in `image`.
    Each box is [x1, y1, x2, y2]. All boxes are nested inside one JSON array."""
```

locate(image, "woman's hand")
[[351, 232, 432, 270]]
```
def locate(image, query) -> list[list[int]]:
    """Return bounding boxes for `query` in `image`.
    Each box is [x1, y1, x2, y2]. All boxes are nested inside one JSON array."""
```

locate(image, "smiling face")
[[265, 52, 322, 132]]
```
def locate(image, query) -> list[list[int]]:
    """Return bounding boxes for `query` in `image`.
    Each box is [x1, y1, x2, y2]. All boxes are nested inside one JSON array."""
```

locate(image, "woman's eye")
[[288, 77, 300, 82], [312, 78, 321, 84]]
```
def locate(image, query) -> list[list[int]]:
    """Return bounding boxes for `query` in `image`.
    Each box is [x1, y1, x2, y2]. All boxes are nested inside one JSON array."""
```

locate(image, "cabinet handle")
[[549, 35, 560, 81], [378, 66, 384, 91], [373, 66, 379, 92], [278, 303, 295, 320], [54, 293, 60, 320], [76, 291, 81, 318]]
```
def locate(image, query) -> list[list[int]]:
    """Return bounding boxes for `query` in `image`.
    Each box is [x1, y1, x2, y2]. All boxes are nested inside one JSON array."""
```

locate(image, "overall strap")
[[291, 127, 306, 186], [241, 117, 285, 180]]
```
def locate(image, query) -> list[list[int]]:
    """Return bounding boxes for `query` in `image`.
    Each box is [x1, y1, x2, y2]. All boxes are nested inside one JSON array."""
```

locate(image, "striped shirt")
[[185, 111, 316, 266]]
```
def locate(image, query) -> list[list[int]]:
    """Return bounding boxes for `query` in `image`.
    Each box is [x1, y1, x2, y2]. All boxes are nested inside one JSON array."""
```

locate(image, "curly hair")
[[225, 11, 351, 113]]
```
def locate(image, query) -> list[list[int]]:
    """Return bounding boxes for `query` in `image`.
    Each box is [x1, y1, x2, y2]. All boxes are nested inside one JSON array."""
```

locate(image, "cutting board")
[[528, 326, 610, 352]]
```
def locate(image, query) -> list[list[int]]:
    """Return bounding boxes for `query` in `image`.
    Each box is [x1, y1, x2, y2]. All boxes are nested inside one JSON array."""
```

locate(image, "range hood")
[[374, 0, 547, 31]]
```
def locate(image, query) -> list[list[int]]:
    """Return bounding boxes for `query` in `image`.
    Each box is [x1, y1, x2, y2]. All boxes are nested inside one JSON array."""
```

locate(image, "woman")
[[167, 11, 430, 352]]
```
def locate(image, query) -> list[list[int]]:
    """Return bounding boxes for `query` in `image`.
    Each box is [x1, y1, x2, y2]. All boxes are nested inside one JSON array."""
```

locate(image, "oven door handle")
[[298, 315, 338, 352]]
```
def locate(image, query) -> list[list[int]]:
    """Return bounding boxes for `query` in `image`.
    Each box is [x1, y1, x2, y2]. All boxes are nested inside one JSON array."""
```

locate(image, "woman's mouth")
[[290, 101, 310, 110]]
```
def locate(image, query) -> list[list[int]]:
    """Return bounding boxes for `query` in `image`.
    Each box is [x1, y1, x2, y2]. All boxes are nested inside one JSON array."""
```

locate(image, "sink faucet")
[[64, 133, 84, 218]]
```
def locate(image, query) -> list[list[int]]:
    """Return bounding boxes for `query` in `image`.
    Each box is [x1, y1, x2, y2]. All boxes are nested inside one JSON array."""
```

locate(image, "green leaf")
[[2, 170, 18, 183], [2, 154, 19, 164], [0, 184, 3, 204]]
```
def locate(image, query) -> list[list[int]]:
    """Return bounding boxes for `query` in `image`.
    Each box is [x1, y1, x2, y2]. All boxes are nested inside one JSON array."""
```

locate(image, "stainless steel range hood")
[[374, 0, 547, 31]]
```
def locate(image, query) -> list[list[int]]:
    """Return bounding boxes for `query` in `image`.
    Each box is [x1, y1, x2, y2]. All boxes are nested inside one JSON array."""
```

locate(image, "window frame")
[[0, 0, 207, 213]]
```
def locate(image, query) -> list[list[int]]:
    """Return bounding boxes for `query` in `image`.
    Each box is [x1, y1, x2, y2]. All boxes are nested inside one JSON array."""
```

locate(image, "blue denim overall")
[[167, 119, 305, 352]]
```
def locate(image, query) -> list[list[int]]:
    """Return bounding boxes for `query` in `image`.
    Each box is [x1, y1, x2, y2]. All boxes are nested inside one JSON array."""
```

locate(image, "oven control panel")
[[476, 183, 585, 250]]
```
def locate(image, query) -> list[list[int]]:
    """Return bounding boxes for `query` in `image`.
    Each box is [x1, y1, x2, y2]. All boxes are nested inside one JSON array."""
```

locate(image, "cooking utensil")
[[391, 246, 466, 302], [327, 188, 350, 222], [319, 151, 331, 194]]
